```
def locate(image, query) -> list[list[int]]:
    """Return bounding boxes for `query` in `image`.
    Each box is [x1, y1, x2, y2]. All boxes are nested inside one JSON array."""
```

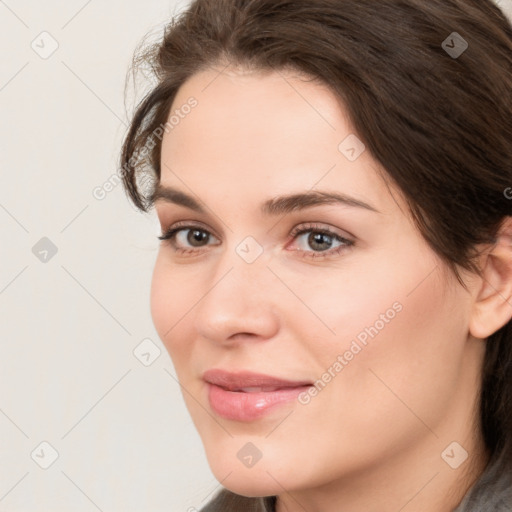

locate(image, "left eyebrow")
[[150, 184, 380, 215], [261, 190, 380, 215]]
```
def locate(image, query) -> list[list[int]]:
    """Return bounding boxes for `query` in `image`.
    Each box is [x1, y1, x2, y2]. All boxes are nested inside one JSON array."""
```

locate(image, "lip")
[[203, 369, 313, 421]]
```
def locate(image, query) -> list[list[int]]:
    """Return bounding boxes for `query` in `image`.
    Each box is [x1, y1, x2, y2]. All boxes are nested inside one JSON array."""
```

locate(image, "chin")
[[205, 448, 288, 497], [215, 474, 282, 498]]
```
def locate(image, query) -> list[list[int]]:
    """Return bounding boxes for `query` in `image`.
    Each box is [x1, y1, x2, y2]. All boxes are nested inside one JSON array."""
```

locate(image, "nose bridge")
[[192, 237, 280, 343], [208, 233, 271, 300]]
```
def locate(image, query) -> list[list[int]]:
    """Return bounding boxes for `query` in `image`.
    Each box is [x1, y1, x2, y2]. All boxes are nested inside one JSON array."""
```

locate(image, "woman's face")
[[150, 66, 485, 498]]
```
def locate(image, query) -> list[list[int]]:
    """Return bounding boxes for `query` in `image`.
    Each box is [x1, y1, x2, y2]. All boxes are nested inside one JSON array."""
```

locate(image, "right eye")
[[158, 224, 220, 254]]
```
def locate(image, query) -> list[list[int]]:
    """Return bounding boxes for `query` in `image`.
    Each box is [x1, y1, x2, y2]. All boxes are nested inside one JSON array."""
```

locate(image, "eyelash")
[[157, 222, 354, 260]]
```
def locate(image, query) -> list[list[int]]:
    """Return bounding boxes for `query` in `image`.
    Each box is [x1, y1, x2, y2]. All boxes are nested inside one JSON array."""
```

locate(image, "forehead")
[[159, 66, 400, 216]]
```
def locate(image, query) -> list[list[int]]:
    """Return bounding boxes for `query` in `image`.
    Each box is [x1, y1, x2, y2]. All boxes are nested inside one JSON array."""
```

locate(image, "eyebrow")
[[150, 184, 380, 215]]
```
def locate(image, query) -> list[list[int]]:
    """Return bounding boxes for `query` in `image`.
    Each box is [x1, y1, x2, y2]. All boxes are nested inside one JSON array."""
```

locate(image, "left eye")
[[291, 228, 350, 254], [158, 223, 354, 258]]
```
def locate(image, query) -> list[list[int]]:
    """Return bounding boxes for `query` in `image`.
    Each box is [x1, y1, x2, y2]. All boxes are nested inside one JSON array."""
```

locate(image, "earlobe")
[[469, 216, 512, 340]]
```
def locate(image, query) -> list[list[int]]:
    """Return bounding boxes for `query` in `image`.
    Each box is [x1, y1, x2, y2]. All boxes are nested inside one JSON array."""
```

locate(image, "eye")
[[288, 222, 353, 259], [158, 221, 354, 259], [158, 222, 219, 255]]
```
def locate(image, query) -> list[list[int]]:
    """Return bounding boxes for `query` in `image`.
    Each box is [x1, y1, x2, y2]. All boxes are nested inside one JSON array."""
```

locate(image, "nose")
[[192, 249, 280, 346]]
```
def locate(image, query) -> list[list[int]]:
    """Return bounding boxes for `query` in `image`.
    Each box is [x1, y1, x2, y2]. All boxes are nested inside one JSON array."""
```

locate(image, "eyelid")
[[158, 220, 355, 259], [159, 219, 352, 239], [158, 220, 221, 247], [289, 222, 354, 242], [159, 219, 220, 239]]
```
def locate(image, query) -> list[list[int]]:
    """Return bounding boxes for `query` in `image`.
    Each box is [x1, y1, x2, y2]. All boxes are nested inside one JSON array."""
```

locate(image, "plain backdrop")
[[1, 1, 511, 511]]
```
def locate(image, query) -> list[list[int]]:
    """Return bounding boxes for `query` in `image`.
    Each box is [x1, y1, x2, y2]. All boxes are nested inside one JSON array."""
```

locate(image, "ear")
[[469, 216, 512, 339]]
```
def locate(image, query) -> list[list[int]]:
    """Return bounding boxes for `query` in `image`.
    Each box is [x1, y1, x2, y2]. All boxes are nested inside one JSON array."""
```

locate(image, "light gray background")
[[1, 1, 511, 511]]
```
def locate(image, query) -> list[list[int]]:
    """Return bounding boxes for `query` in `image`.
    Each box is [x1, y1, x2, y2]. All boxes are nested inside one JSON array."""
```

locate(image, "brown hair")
[[119, 0, 512, 499]]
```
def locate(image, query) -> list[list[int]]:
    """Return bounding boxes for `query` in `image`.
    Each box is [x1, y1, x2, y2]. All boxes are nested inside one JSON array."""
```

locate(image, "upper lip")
[[203, 369, 313, 391]]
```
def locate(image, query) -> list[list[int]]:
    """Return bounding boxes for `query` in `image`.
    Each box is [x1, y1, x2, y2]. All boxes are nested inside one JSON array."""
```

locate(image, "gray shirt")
[[200, 452, 512, 511], [453, 450, 512, 512]]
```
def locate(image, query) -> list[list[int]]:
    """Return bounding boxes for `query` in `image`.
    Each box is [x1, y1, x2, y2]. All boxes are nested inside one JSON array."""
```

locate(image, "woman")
[[119, 0, 512, 510]]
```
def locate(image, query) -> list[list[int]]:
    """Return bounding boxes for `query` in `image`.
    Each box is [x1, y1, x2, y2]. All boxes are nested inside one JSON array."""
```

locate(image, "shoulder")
[[453, 452, 512, 512], [199, 489, 273, 512]]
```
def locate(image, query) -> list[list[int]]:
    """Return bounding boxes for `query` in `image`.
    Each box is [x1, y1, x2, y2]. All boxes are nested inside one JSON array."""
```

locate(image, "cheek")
[[149, 256, 195, 364], [150, 258, 171, 348], [305, 264, 464, 438], [291, 245, 463, 413], [288, 241, 448, 368]]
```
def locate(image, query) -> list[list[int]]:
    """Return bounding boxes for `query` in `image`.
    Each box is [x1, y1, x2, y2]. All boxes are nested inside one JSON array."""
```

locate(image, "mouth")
[[222, 385, 304, 392], [202, 368, 313, 390], [202, 369, 313, 421]]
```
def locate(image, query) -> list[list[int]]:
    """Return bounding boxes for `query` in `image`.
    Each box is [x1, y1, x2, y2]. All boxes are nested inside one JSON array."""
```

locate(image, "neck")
[[275, 423, 490, 512]]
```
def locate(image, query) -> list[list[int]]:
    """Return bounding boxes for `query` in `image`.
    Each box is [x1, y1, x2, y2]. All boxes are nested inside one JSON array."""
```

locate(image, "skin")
[[150, 64, 512, 512]]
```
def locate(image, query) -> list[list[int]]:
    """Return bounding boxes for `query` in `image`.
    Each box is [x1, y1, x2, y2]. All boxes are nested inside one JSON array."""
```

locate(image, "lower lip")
[[206, 383, 311, 422]]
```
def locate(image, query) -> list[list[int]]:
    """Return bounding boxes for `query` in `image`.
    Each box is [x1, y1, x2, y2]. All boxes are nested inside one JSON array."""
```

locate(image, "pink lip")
[[203, 369, 312, 422]]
